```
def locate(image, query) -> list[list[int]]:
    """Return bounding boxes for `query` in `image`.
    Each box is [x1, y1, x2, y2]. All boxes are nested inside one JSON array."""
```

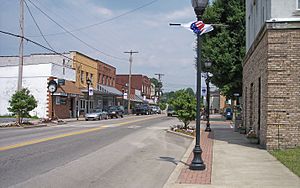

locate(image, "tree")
[[8, 88, 38, 125], [201, 0, 245, 98], [150, 77, 163, 97], [170, 89, 196, 128]]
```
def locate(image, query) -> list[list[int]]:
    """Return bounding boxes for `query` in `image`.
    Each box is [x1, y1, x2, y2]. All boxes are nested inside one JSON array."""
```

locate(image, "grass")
[[0, 115, 16, 118], [270, 147, 300, 177]]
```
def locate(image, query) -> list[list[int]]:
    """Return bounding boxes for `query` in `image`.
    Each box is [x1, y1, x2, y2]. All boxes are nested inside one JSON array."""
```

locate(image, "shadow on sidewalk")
[[211, 128, 265, 150]]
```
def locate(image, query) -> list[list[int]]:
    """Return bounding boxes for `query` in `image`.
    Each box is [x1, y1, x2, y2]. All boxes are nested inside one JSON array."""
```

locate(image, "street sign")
[[58, 79, 65, 85]]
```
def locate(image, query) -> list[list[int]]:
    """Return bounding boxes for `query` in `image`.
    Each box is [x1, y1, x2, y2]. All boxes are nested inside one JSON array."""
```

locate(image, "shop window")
[[55, 96, 60, 105], [80, 99, 86, 109]]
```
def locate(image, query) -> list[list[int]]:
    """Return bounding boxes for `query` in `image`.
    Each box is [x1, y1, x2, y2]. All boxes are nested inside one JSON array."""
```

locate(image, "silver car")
[[85, 109, 108, 121]]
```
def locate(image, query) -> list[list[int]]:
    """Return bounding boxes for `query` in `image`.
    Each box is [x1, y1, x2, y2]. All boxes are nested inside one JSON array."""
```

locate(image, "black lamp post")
[[86, 78, 91, 114], [190, 0, 208, 171], [204, 61, 212, 132]]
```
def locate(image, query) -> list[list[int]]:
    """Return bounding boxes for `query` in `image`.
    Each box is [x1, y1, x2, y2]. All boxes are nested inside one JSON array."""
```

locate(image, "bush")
[[170, 89, 196, 128], [8, 88, 37, 125]]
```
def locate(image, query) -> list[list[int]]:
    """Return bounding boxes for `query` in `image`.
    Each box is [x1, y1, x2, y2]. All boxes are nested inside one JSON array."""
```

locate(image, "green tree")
[[8, 88, 38, 124], [170, 89, 196, 128], [201, 0, 245, 98]]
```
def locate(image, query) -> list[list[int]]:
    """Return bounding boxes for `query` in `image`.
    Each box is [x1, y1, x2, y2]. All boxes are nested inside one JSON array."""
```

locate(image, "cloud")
[[165, 7, 194, 21], [93, 6, 113, 17]]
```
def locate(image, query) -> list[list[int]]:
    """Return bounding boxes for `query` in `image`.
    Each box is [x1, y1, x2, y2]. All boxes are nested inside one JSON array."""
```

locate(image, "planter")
[[247, 137, 259, 144]]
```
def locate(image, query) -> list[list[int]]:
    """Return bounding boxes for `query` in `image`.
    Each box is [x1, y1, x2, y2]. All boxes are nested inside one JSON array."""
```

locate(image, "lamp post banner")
[[181, 20, 214, 35], [88, 87, 94, 96]]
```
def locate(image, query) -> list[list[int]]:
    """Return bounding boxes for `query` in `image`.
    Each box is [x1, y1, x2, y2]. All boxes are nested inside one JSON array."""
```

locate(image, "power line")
[[24, 0, 54, 50], [26, 0, 127, 62], [0, 30, 102, 71], [28, 0, 160, 37]]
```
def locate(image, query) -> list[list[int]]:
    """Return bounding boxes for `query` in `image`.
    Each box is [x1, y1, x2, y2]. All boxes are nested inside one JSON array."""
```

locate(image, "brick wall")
[[243, 22, 300, 150]]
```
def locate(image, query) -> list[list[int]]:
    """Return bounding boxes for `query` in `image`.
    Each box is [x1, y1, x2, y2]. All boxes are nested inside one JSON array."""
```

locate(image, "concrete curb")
[[166, 130, 195, 139], [23, 124, 47, 128], [163, 139, 196, 188]]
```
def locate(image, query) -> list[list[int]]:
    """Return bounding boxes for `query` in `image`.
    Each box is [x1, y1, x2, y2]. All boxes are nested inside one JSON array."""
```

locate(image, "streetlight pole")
[[124, 50, 138, 114], [205, 61, 212, 132], [86, 78, 91, 114], [190, 0, 208, 171]]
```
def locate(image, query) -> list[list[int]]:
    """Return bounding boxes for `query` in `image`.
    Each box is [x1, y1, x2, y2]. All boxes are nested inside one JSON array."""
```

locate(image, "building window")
[[80, 71, 84, 83], [102, 76, 105, 85], [86, 72, 89, 83], [62, 59, 65, 75], [90, 74, 93, 86], [298, 0, 300, 9], [250, 83, 254, 129]]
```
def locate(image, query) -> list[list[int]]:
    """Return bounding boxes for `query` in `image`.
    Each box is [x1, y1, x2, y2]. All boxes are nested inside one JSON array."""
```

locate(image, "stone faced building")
[[243, 0, 300, 149]]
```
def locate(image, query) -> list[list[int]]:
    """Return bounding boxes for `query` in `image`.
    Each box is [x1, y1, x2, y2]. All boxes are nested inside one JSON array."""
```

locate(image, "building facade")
[[71, 51, 121, 115], [0, 53, 78, 119], [0, 51, 122, 119], [243, 0, 300, 149]]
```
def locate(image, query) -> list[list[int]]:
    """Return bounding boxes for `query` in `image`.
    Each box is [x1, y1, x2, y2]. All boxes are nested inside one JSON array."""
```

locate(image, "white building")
[[0, 53, 76, 118]]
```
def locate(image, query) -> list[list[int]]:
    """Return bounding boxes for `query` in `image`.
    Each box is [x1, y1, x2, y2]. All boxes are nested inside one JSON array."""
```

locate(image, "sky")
[[0, 0, 208, 92]]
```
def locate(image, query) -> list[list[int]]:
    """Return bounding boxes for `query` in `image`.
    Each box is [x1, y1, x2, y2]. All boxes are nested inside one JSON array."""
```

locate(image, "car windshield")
[[109, 106, 117, 111], [226, 108, 232, 112], [168, 107, 174, 111], [93, 109, 102, 113]]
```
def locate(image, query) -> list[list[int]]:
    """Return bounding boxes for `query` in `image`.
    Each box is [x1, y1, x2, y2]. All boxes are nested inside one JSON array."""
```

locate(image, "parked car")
[[107, 106, 124, 119], [85, 109, 108, 121], [224, 108, 233, 120], [150, 106, 161, 114], [135, 104, 152, 115], [167, 106, 176, 117]]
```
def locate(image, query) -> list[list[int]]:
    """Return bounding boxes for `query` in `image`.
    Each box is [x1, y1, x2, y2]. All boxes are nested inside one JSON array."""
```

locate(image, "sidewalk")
[[164, 115, 300, 188]]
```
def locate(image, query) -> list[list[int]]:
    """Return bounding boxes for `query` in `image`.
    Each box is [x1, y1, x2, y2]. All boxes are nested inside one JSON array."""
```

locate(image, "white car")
[[85, 109, 108, 121]]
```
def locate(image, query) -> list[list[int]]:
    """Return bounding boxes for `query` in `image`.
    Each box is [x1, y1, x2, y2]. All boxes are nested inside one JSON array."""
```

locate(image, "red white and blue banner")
[[182, 20, 214, 35]]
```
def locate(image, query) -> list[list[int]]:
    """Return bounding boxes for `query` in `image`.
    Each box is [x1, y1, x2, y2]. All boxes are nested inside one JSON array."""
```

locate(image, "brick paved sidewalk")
[[176, 130, 214, 184]]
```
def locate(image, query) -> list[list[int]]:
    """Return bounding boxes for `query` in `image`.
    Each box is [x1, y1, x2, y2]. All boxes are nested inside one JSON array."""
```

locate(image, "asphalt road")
[[0, 115, 192, 188]]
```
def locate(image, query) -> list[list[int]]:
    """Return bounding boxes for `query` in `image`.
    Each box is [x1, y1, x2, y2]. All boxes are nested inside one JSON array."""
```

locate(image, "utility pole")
[[155, 73, 164, 100], [18, 0, 24, 91], [124, 50, 138, 114]]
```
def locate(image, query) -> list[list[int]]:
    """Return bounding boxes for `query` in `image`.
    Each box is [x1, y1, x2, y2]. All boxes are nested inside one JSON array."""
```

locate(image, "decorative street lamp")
[[47, 80, 58, 120], [86, 78, 91, 114], [190, 0, 209, 171], [204, 60, 212, 132]]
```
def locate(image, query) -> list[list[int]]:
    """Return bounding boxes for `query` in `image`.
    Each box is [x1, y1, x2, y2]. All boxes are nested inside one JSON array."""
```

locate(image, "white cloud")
[[165, 7, 194, 21]]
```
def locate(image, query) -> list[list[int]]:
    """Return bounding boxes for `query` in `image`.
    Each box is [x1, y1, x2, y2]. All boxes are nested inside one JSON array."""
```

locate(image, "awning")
[[97, 84, 123, 96]]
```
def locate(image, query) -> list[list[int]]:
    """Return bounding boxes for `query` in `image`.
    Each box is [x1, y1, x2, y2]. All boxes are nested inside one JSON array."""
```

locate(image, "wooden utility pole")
[[155, 73, 164, 99], [124, 50, 138, 114], [18, 0, 24, 91]]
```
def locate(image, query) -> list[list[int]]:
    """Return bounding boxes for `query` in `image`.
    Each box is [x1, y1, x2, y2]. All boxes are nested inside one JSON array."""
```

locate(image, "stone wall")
[[243, 22, 300, 150]]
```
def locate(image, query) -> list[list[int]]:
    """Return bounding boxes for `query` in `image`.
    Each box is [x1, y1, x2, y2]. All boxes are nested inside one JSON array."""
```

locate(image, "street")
[[0, 115, 192, 188]]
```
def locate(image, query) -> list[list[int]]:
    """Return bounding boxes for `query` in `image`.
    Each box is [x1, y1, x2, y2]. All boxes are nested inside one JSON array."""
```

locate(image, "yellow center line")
[[0, 115, 160, 152]]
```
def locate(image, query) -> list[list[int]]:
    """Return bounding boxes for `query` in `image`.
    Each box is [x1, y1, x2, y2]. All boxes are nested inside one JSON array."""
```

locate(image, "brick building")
[[243, 0, 300, 149], [116, 74, 152, 105], [71, 51, 122, 115]]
